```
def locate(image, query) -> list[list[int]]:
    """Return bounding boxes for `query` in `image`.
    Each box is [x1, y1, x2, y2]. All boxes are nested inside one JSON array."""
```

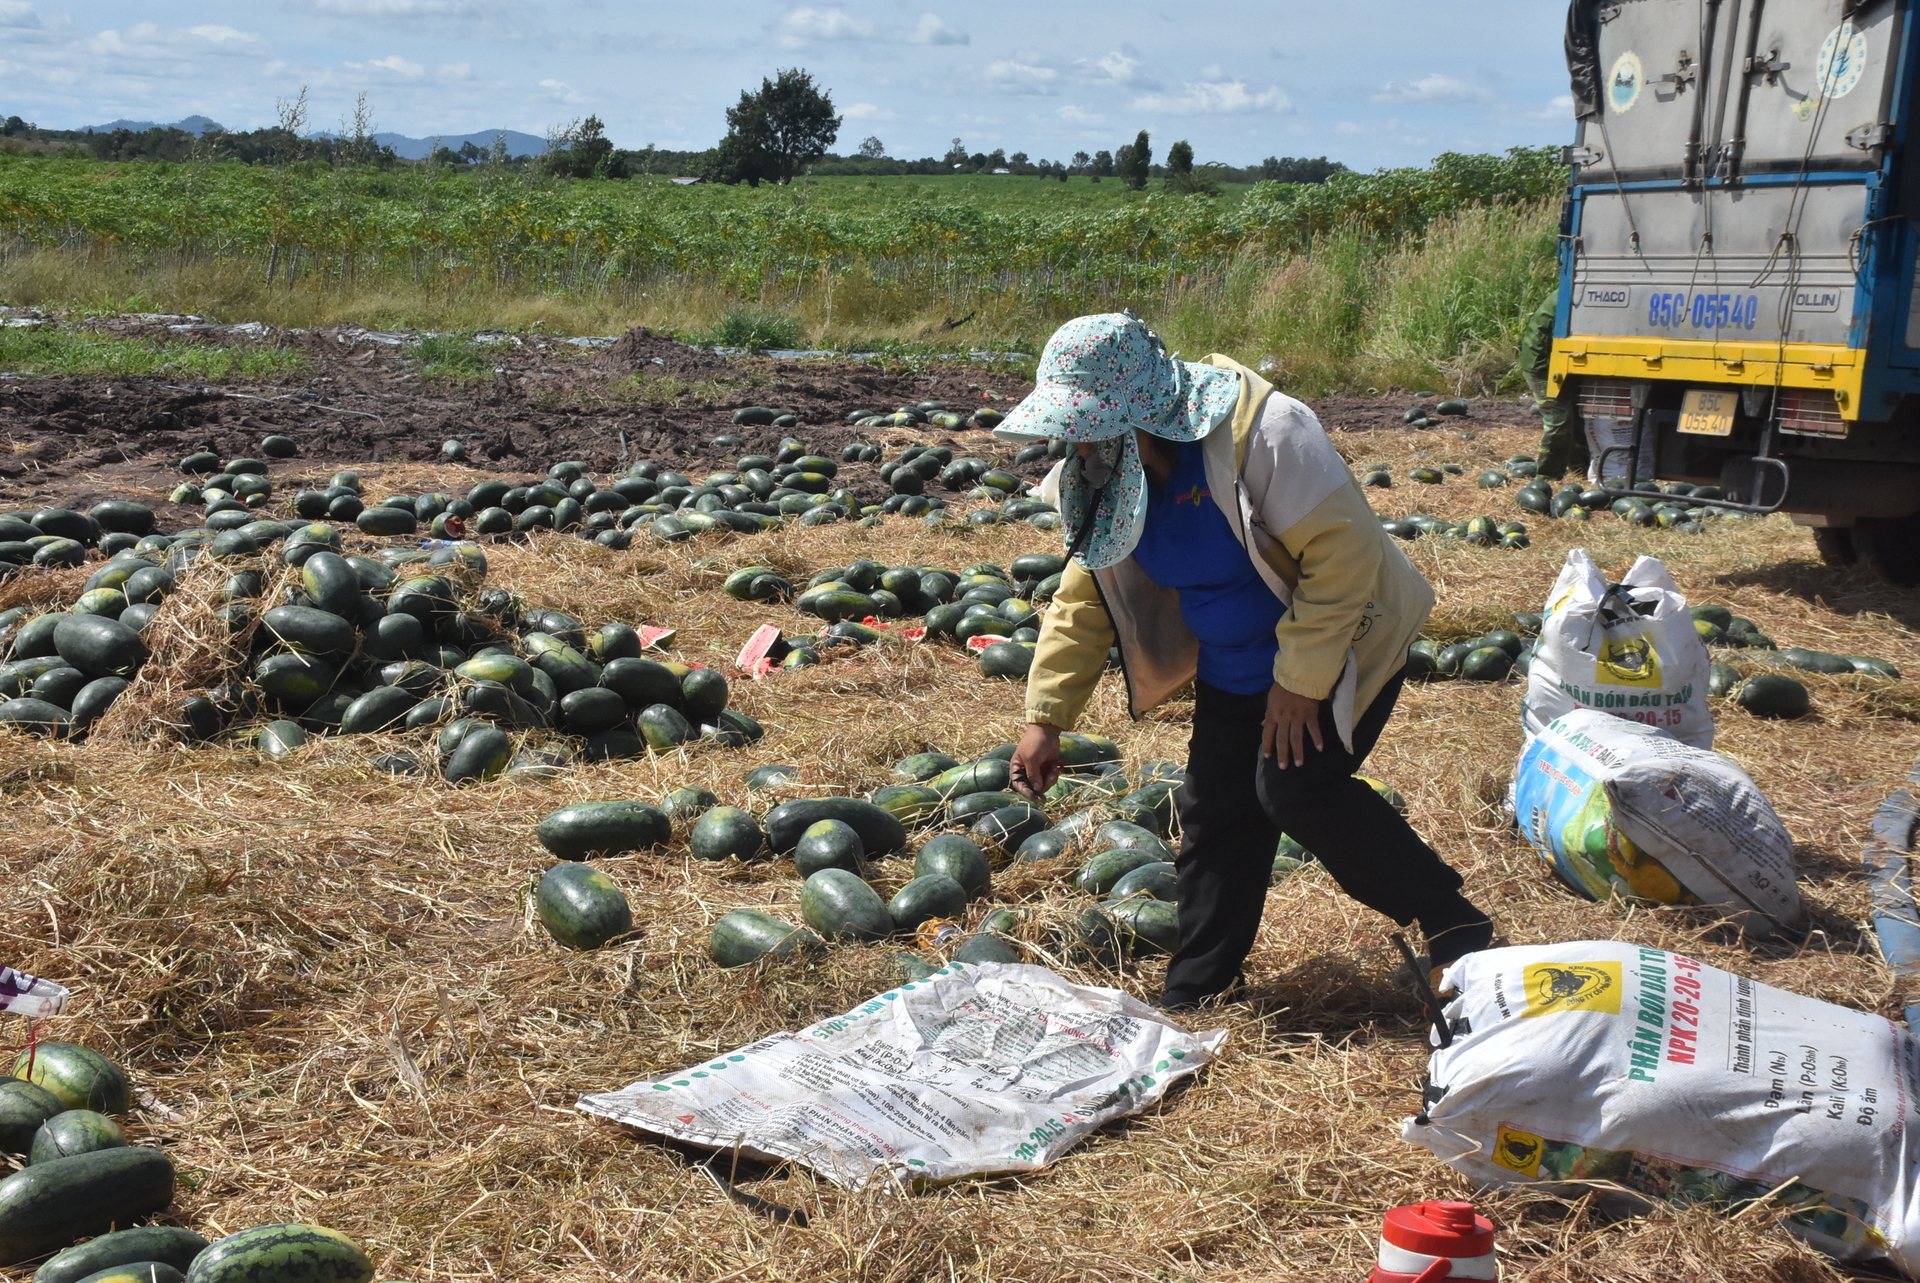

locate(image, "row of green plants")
[[0, 147, 1564, 392]]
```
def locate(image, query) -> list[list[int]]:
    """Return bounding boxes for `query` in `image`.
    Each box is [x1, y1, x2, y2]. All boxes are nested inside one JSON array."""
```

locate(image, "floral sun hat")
[[992, 312, 1241, 569]]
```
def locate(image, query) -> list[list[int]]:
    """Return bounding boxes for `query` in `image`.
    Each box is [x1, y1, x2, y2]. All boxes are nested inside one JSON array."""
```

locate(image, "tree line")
[[3, 69, 1348, 192]]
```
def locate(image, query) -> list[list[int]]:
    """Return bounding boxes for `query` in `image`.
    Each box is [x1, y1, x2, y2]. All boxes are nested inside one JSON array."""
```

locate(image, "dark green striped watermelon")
[[535, 864, 634, 950], [29, 1110, 125, 1165], [35, 1225, 210, 1283], [0, 1147, 175, 1265], [184, 1224, 372, 1283], [867, 784, 943, 827], [537, 801, 670, 859], [1107, 861, 1178, 902], [662, 786, 720, 823], [709, 910, 820, 968], [10, 1045, 129, 1114], [888, 874, 968, 931], [765, 797, 907, 855], [1737, 674, 1811, 719], [794, 820, 863, 876], [690, 807, 766, 861], [1075, 847, 1161, 897], [952, 933, 1020, 964], [0, 1078, 64, 1154], [914, 835, 989, 897], [799, 869, 893, 941], [892, 752, 957, 781]]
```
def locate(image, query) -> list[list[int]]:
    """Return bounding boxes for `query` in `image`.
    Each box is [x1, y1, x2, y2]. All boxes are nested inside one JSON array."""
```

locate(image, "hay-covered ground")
[[3, 417, 1917, 1283]]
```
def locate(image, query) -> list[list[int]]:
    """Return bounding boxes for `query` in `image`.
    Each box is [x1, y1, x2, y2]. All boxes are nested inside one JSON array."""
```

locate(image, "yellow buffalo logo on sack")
[[1494, 1125, 1544, 1177], [1597, 633, 1662, 687], [1522, 962, 1622, 1017]]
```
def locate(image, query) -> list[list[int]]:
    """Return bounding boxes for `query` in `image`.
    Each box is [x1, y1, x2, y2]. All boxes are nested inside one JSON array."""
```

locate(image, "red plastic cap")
[[1381, 1201, 1494, 1258]]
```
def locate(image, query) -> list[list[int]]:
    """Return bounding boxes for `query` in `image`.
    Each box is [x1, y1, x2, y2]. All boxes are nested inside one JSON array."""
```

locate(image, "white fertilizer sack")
[[578, 961, 1225, 1188], [1524, 549, 1714, 749], [1404, 941, 1920, 1272], [1512, 709, 1803, 936]]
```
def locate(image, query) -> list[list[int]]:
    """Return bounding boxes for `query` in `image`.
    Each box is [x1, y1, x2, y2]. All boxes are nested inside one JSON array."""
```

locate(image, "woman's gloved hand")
[[1010, 721, 1064, 801]]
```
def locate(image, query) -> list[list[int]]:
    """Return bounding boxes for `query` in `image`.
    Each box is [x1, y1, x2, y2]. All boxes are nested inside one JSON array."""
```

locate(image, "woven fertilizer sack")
[[1404, 941, 1920, 1272], [1513, 709, 1802, 936], [1524, 549, 1714, 749]]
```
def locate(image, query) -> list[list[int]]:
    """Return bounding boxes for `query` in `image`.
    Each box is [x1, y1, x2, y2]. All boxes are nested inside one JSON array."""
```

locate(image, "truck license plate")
[[1677, 389, 1736, 436]]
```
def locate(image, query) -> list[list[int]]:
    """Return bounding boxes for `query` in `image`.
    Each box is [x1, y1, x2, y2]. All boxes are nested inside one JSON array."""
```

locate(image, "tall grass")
[[0, 322, 308, 379]]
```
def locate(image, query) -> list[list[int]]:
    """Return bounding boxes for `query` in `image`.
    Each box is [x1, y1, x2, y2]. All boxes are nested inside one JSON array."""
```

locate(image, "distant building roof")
[[991, 168, 1011, 175]]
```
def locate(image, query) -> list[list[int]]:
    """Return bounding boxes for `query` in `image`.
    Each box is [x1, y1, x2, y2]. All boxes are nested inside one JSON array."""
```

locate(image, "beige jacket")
[[1022, 356, 1434, 750]]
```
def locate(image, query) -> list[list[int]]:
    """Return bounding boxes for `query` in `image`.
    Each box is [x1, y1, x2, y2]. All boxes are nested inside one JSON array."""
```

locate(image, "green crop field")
[[0, 148, 1563, 394]]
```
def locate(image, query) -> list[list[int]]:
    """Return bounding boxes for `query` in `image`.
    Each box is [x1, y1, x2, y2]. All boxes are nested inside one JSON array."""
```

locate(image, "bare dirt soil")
[[0, 325, 1541, 518]]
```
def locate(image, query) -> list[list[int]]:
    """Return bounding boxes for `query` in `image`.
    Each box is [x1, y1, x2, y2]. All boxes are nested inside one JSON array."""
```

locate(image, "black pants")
[[1162, 671, 1467, 1003]]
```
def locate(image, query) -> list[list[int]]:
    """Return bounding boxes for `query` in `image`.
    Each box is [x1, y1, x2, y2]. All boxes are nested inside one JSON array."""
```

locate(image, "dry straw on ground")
[[2, 421, 1918, 1281]]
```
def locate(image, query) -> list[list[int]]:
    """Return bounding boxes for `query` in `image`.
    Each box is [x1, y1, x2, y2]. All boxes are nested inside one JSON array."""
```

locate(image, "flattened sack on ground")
[[577, 961, 1225, 1189], [1403, 942, 1920, 1273], [1512, 709, 1803, 936]]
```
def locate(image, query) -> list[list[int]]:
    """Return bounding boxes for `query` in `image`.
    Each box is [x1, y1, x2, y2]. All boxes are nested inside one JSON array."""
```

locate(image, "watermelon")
[[928, 759, 1012, 798], [709, 910, 820, 968], [0, 1078, 64, 1154], [11, 1045, 128, 1115], [765, 798, 907, 855], [1107, 899, 1180, 955], [534, 863, 635, 950], [29, 1110, 125, 1165], [953, 933, 1020, 964], [637, 704, 696, 751], [1014, 828, 1075, 863], [537, 801, 670, 859], [0, 1147, 175, 1264], [1107, 861, 1178, 902], [914, 835, 990, 897], [1737, 674, 1811, 719], [893, 752, 958, 781], [867, 784, 943, 827], [794, 820, 864, 876], [1708, 663, 1743, 697], [1090, 821, 1171, 862], [948, 790, 1024, 824], [1848, 655, 1901, 679], [1460, 647, 1513, 681], [34, 1226, 210, 1283], [1075, 847, 1161, 897], [690, 807, 766, 861], [183, 1224, 372, 1283], [970, 804, 1050, 853], [680, 669, 730, 725], [888, 874, 968, 931], [798, 869, 893, 941], [52, 617, 145, 680], [662, 786, 720, 823], [441, 724, 511, 784]]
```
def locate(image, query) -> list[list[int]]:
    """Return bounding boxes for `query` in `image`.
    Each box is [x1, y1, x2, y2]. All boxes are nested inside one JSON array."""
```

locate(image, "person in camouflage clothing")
[[1519, 295, 1590, 480]]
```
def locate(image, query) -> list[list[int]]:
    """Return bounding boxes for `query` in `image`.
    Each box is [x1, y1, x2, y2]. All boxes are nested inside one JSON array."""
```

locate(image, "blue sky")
[[1, 1, 1577, 168]]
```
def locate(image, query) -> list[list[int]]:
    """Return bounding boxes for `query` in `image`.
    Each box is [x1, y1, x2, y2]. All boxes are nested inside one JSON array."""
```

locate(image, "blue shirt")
[[1129, 439, 1285, 695]]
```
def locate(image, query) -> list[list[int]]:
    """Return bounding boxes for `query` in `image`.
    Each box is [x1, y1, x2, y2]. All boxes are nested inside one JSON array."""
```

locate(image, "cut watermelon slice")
[[900, 626, 928, 642], [736, 624, 784, 679], [964, 635, 998, 653], [637, 625, 677, 651]]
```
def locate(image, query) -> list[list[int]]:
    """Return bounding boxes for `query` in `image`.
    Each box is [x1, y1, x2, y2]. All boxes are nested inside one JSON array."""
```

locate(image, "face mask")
[[1077, 439, 1120, 489]]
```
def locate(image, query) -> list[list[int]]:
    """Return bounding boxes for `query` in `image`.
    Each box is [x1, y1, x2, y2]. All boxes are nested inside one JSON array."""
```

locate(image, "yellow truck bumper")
[[1548, 336, 1866, 421]]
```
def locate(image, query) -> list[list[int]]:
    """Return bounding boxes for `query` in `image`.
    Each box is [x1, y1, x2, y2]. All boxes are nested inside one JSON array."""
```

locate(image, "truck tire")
[[1856, 516, 1920, 587]]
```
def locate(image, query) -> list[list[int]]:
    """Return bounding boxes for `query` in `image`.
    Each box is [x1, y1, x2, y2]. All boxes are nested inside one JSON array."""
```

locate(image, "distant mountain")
[[369, 129, 549, 159], [73, 116, 546, 158], [83, 114, 225, 135]]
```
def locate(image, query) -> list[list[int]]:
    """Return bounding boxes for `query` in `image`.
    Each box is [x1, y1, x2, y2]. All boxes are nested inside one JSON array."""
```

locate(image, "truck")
[[1550, 0, 1920, 583]]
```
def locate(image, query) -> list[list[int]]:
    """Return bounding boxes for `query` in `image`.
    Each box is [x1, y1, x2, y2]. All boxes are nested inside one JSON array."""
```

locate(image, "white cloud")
[[779, 7, 966, 48], [349, 54, 425, 77], [311, 0, 478, 14], [907, 13, 966, 46], [984, 57, 1057, 96], [1132, 69, 1289, 115], [538, 77, 582, 103], [842, 101, 895, 121], [0, 1, 41, 29], [1373, 73, 1494, 103], [1057, 104, 1104, 125], [437, 62, 471, 80], [779, 7, 874, 44], [87, 23, 272, 61], [1081, 48, 1155, 89]]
